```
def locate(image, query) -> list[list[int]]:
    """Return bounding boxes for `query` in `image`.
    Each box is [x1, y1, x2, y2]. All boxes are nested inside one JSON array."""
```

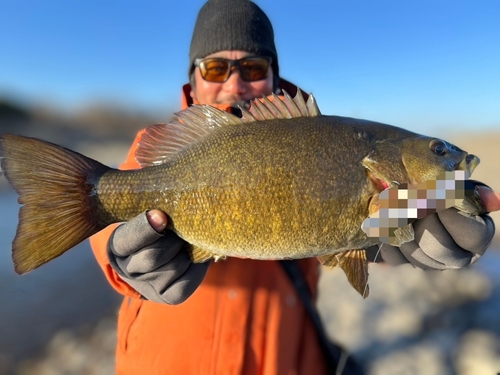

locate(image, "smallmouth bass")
[[0, 92, 483, 297]]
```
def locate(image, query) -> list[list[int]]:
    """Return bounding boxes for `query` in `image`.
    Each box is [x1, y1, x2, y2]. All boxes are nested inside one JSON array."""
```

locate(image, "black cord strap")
[[279, 260, 364, 375]]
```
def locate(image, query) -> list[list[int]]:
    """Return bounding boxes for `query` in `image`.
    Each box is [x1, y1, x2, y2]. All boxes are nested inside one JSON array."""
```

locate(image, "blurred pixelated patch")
[[362, 170, 475, 245]]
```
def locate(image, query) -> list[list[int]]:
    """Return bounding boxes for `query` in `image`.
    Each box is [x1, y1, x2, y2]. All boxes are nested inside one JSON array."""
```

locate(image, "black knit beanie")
[[189, 0, 279, 80]]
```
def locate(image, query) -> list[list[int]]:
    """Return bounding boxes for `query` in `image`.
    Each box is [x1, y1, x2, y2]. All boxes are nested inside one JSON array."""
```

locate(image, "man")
[[90, 1, 496, 374]]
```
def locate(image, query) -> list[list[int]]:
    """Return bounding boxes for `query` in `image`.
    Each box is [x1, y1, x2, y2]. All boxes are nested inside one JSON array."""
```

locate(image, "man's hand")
[[371, 187, 497, 269], [478, 186, 500, 212], [107, 209, 210, 304]]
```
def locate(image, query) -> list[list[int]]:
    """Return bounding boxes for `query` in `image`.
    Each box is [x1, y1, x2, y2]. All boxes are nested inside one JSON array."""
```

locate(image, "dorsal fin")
[[135, 91, 320, 167], [240, 91, 321, 122], [136, 105, 243, 167]]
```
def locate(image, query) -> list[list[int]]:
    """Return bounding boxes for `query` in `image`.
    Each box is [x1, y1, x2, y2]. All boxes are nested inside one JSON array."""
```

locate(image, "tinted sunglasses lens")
[[239, 58, 270, 82], [199, 59, 230, 82]]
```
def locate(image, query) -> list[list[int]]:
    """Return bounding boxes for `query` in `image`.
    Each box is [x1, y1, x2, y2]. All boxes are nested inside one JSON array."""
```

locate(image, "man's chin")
[[214, 98, 251, 109], [229, 100, 251, 109]]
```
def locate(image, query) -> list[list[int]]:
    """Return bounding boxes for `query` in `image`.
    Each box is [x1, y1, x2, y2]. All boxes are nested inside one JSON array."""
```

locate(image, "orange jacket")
[[89, 80, 328, 375]]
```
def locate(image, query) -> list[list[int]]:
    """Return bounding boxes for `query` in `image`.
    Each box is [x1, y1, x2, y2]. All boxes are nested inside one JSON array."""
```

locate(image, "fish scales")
[[96, 116, 414, 259]]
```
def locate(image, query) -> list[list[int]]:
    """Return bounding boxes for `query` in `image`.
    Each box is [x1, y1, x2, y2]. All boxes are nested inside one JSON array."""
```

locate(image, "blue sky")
[[1, 0, 499, 135]]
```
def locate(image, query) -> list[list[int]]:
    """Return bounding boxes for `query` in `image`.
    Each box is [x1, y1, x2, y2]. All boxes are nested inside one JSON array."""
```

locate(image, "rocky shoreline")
[[3, 242, 500, 375]]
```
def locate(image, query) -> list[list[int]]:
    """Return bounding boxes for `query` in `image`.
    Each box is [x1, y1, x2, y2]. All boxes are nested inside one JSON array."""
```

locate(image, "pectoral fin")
[[318, 249, 370, 298], [187, 245, 226, 263], [391, 223, 415, 247]]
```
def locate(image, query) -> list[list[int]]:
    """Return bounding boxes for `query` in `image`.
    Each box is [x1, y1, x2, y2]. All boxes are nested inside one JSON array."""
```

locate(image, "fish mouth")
[[362, 155, 401, 193], [366, 169, 395, 193], [456, 154, 480, 179]]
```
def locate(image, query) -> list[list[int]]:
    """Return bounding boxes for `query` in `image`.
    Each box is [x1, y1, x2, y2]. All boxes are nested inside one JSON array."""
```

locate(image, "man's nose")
[[223, 70, 246, 94]]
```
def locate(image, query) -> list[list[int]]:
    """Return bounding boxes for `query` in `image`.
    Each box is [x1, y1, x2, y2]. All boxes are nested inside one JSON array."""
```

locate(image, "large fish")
[[0, 93, 484, 297]]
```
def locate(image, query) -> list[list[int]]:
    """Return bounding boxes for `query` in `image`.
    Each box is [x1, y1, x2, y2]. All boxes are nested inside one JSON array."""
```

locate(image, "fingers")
[[118, 235, 188, 273], [147, 209, 168, 232], [157, 262, 211, 305], [377, 208, 495, 270], [437, 208, 494, 256], [409, 211, 479, 267], [106, 210, 210, 304], [113, 239, 210, 305], [110, 211, 166, 256], [377, 244, 412, 266], [478, 186, 500, 213]]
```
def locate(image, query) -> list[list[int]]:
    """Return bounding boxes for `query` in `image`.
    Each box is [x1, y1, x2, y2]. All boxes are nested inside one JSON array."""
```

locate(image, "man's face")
[[190, 50, 274, 106]]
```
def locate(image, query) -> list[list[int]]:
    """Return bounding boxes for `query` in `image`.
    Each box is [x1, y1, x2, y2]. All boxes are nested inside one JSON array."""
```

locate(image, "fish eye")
[[429, 139, 448, 155]]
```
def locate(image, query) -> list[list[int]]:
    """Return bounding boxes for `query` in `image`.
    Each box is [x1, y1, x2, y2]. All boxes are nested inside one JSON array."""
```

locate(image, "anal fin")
[[318, 249, 370, 298]]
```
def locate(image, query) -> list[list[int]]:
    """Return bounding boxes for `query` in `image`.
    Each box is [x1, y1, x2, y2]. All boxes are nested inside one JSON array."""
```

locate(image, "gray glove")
[[367, 208, 495, 269], [107, 211, 210, 304]]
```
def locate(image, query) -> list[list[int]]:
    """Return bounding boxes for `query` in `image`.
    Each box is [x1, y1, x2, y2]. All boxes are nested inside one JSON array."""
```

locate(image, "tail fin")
[[0, 134, 111, 274]]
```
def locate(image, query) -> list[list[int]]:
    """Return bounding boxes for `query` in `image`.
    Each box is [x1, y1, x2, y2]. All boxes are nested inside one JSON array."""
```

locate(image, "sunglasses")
[[194, 56, 272, 83]]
